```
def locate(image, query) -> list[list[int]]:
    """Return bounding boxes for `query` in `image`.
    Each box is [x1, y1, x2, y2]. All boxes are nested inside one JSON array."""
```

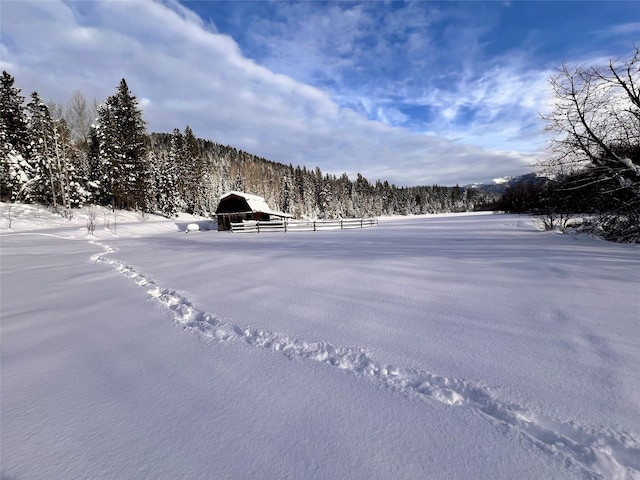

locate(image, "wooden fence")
[[230, 218, 378, 233]]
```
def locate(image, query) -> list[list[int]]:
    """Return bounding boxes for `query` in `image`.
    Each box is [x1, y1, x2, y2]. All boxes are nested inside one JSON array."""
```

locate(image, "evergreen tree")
[[0, 71, 31, 200], [26, 92, 60, 207], [169, 128, 185, 208], [96, 78, 150, 211], [169, 125, 207, 214], [86, 125, 100, 183], [234, 172, 245, 192], [84, 125, 102, 202], [151, 151, 179, 217], [0, 71, 29, 156], [280, 172, 295, 214], [183, 125, 200, 161]]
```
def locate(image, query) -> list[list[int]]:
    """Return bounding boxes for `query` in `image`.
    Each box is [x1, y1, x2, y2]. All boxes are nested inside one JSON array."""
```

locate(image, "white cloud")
[[594, 22, 640, 38], [0, 0, 537, 185], [233, 2, 553, 154]]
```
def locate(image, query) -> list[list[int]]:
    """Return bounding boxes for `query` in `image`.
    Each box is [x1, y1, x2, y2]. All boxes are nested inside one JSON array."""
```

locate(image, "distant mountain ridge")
[[465, 173, 539, 195]]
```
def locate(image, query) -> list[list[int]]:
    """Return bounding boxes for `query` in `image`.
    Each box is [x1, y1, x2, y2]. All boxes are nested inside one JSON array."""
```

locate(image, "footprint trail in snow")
[[90, 241, 640, 480]]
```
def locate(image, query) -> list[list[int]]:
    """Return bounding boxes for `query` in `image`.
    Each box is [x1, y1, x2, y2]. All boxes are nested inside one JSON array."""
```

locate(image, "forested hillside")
[[0, 72, 496, 219]]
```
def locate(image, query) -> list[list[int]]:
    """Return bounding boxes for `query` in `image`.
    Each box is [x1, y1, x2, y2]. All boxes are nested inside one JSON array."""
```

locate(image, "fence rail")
[[230, 218, 378, 233]]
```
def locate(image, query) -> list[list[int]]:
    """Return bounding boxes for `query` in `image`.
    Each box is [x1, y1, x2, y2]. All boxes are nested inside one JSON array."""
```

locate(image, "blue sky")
[[1, 1, 638, 186]]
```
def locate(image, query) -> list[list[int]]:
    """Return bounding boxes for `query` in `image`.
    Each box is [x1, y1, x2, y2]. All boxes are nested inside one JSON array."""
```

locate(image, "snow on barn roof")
[[218, 191, 292, 217]]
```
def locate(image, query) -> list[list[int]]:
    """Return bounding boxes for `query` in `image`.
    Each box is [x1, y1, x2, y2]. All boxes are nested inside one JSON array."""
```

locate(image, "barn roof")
[[216, 191, 292, 217]]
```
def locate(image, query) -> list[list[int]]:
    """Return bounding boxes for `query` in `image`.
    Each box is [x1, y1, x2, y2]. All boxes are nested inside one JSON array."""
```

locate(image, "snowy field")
[[1, 203, 639, 480]]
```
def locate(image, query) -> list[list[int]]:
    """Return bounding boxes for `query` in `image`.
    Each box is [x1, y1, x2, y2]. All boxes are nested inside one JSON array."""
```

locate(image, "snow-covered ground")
[[2, 203, 639, 480]]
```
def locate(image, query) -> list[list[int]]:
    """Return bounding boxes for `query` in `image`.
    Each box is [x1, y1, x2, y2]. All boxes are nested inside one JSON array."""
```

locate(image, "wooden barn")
[[215, 191, 292, 231]]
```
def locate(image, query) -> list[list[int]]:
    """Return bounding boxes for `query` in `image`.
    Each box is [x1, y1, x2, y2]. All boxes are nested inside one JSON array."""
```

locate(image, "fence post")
[[341, 219, 343, 229], [257, 221, 260, 233], [313, 221, 316, 232]]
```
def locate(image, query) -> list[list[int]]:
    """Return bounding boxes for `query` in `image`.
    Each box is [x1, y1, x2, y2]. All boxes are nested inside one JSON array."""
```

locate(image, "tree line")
[[3, 46, 636, 242], [0, 72, 495, 220]]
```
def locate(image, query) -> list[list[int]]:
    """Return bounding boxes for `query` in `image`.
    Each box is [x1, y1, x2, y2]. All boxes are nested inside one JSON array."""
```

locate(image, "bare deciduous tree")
[[66, 90, 96, 144], [86, 206, 97, 236], [543, 47, 639, 177], [6, 203, 13, 229], [541, 46, 640, 240]]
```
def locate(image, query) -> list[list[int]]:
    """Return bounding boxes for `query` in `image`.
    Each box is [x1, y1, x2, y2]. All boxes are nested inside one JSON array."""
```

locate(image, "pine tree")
[[168, 128, 185, 209], [96, 79, 150, 211], [26, 92, 60, 207], [169, 126, 206, 214], [234, 172, 245, 192], [280, 172, 295, 214], [0, 71, 29, 156], [183, 126, 205, 214], [84, 125, 102, 203], [0, 71, 31, 200], [151, 151, 179, 217]]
